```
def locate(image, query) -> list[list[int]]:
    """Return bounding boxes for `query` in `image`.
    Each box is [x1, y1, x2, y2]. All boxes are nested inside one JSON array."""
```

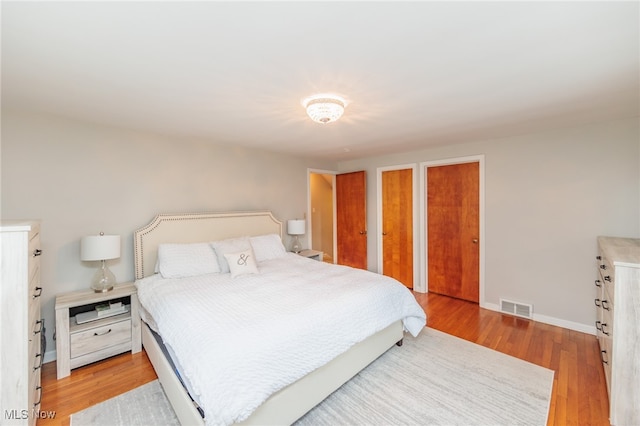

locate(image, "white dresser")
[[1, 221, 43, 426], [595, 236, 640, 426]]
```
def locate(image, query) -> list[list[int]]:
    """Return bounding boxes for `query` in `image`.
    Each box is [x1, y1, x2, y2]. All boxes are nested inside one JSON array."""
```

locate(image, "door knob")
[[472, 238, 478, 244], [382, 232, 388, 236], [359, 230, 367, 235]]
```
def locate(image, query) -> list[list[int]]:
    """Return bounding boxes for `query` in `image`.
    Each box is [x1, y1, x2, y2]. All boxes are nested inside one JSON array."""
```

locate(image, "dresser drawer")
[[601, 334, 613, 393], [28, 323, 42, 370], [28, 298, 41, 339], [602, 277, 615, 308], [597, 255, 615, 285], [28, 263, 42, 326], [70, 318, 131, 358], [28, 227, 41, 287], [600, 300, 614, 337]]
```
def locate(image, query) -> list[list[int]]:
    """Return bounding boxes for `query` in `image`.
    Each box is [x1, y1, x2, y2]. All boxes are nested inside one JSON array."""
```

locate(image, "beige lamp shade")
[[287, 219, 305, 235], [81, 234, 120, 261]]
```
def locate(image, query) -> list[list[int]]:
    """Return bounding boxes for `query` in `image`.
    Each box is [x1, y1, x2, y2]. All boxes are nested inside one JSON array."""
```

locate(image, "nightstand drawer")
[[70, 318, 131, 358]]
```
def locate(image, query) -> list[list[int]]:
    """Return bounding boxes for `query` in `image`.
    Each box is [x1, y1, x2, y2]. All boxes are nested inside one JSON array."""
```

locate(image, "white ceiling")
[[2, 1, 638, 161]]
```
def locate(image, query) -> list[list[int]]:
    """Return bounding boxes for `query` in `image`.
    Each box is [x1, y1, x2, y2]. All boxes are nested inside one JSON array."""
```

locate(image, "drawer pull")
[[601, 323, 610, 336], [594, 298, 601, 307], [596, 320, 602, 332], [604, 276, 611, 282], [34, 319, 44, 335], [33, 286, 42, 298], [594, 279, 602, 288], [94, 328, 112, 337], [602, 300, 610, 311], [33, 249, 43, 257], [600, 264, 607, 270], [33, 352, 43, 371], [34, 386, 42, 408], [601, 349, 609, 365], [596, 255, 602, 260]]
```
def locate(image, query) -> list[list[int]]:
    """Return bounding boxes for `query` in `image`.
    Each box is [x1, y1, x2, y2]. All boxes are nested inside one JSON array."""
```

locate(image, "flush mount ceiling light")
[[303, 94, 346, 124]]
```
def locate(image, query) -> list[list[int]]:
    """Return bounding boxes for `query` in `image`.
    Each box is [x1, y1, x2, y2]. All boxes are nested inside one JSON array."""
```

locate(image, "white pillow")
[[224, 248, 259, 278], [210, 237, 251, 273], [250, 234, 287, 262], [157, 243, 220, 278]]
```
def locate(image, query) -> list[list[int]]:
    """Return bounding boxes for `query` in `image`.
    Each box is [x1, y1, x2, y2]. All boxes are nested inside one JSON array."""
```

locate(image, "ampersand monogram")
[[237, 254, 250, 266]]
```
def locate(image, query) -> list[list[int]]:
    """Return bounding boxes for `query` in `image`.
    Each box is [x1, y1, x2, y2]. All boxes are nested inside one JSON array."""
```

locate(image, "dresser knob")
[[594, 279, 602, 288], [602, 300, 610, 311], [604, 276, 611, 282], [601, 349, 609, 365], [594, 298, 602, 307], [33, 249, 43, 257]]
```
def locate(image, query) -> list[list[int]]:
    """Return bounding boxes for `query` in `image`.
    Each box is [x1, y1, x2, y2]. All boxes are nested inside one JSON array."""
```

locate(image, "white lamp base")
[[91, 260, 116, 293]]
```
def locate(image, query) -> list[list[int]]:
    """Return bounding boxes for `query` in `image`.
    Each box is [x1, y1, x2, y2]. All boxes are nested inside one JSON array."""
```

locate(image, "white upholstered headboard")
[[133, 211, 283, 280]]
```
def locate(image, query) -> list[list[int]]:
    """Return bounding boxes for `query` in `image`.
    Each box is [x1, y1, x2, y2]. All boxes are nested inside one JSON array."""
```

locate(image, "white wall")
[[1, 110, 334, 361], [2, 110, 637, 359], [337, 118, 640, 332]]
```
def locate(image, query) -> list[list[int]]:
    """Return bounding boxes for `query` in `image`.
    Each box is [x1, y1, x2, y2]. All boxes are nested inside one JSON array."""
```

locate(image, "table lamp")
[[287, 219, 305, 253], [81, 232, 121, 292]]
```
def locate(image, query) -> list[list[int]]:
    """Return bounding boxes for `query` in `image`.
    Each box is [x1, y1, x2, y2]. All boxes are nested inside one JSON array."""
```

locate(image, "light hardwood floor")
[[39, 292, 610, 425]]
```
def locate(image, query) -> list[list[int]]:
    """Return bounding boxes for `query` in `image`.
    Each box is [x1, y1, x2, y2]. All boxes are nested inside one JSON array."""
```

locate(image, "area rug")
[[70, 380, 179, 426], [71, 328, 553, 426]]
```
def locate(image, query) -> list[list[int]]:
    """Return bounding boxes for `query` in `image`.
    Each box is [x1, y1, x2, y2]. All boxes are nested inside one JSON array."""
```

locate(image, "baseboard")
[[482, 302, 596, 335], [44, 349, 56, 364]]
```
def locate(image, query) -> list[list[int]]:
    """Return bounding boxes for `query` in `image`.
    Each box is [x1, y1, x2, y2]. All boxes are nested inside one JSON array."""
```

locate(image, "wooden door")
[[336, 171, 367, 269], [427, 162, 479, 302], [382, 169, 413, 288]]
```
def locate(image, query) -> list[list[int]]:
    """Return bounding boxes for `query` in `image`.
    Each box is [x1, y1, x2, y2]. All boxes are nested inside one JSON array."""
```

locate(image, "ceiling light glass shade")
[[304, 95, 345, 124]]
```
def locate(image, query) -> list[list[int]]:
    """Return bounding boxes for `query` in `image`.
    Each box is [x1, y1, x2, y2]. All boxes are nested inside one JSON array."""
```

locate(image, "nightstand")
[[298, 249, 323, 261], [54, 282, 141, 379]]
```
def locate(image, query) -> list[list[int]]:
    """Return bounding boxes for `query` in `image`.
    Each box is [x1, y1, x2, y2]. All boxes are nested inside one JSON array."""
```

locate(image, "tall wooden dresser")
[[595, 236, 639, 426], [1, 221, 43, 426]]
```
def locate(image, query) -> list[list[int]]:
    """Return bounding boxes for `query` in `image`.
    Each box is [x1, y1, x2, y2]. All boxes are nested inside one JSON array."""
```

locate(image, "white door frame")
[[418, 155, 485, 306], [376, 163, 419, 289]]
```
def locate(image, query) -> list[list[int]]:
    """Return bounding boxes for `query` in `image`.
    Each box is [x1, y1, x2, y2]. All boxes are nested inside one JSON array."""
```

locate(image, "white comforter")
[[135, 253, 426, 426]]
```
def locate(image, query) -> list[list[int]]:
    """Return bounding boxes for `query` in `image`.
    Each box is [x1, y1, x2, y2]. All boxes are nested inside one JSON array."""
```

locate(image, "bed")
[[133, 211, 426, 425]]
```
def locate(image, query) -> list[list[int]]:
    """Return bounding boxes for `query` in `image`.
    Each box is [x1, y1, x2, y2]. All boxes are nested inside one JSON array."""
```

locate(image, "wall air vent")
[[500, 298, 533, 319]]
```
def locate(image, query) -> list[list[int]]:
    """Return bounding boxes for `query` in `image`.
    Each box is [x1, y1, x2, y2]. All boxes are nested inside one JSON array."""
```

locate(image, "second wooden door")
[[381, 168, 413, 288]]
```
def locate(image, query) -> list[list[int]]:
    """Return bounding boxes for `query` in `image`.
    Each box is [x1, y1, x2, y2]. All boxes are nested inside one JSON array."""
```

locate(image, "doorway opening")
[[308, 170, 336, 263]]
